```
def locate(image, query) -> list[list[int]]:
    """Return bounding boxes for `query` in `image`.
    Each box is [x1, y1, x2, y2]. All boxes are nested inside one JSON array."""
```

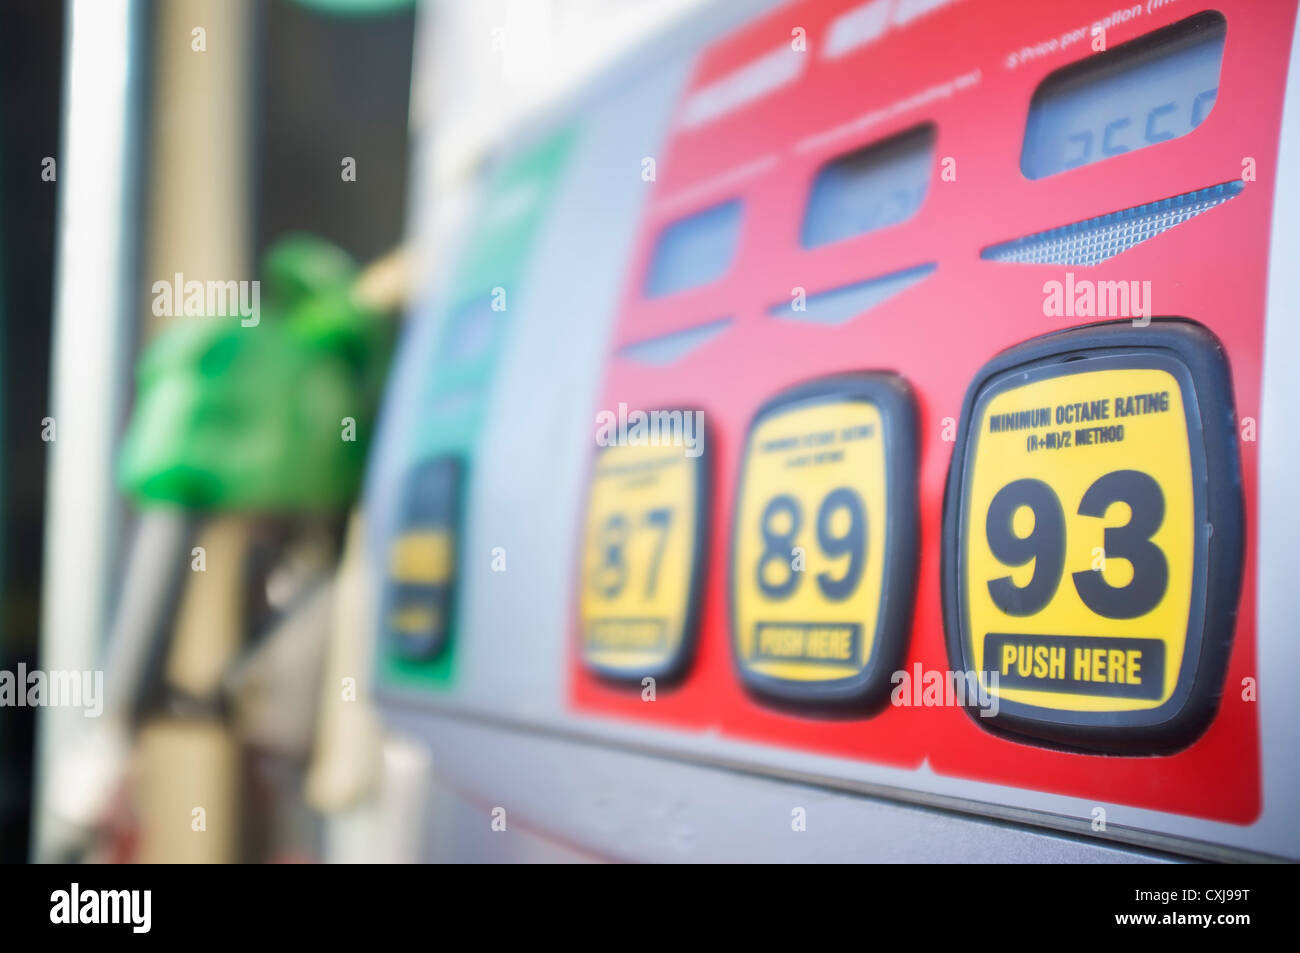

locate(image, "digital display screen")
[[1020, 12, 1226, 180], [644, 199, 743, 298], [802, 124, 934, 248]]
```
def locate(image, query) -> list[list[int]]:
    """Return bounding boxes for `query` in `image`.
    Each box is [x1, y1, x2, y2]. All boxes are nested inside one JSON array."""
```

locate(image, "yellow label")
[[579, 442, 702, 672], [961, 365, 1194, 712], [733, 399, 887, 682], [390, 605, 441, 634], [388, 529, 455, 585]]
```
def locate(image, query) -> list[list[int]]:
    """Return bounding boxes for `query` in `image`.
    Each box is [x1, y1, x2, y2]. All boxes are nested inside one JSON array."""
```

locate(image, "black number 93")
[[985, 470, 1168, 619]]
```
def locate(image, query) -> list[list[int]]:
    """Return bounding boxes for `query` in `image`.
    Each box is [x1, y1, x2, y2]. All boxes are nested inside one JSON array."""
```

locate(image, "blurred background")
[[0, 0, 707, 864], [4, 0, 1295, 866]]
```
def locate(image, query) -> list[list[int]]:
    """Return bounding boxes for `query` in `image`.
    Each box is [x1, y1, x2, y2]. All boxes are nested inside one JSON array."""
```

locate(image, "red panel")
[[571, 0, 1296, 823]]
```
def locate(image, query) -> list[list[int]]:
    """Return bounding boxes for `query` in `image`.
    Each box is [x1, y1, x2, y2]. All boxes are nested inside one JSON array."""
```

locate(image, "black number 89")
[[757, 487, 866, 602]]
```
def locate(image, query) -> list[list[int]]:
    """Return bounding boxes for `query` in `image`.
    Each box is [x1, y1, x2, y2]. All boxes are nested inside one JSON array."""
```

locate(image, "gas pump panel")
[[371, 129, 574, 692], [372, 0, 1300, 863]]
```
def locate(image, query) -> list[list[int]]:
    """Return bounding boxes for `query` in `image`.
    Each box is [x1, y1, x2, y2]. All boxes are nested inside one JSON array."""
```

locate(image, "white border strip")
[[679, 43, 805, 130], [32, 0, 143, 862], [1253, 0, 1300, 862]]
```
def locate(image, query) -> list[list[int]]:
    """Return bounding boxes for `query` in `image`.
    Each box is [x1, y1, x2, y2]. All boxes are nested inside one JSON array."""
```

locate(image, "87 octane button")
[[578, 419, 709, 683], [943, 320, 1244, 754], [731, 374, 918, 711]]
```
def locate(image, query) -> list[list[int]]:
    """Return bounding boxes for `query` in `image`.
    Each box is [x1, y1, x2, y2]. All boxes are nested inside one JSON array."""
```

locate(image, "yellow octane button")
[[731, 374, 918, 711], [943, 320, 1244, 754], [389, 530, 454, 584], [579, 419, 708, 682], [383, 456, 462, 661]]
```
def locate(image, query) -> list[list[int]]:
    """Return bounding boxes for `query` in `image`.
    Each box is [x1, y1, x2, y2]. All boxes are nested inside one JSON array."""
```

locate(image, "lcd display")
[[644, 199, 743, 298], [1020, 12, 1226, 180], [802, 124, 935, 248]]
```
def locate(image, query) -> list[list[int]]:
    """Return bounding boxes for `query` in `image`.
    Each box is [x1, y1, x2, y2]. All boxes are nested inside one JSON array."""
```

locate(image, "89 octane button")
[[578, 421, 708, 682], [942, 320, 1244, 754], [731, 374, 918, 711]]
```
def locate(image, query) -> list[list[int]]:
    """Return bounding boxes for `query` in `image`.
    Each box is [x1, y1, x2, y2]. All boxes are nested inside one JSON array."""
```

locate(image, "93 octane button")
[[943, 320, 1243, 753], [578, 420, 708, 682], [731, 374, 918, 710]]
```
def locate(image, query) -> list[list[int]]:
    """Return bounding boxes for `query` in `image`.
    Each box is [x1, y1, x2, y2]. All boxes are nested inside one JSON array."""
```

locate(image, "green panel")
[[380, 126, 576, 690], [286, 0, 414, 16]]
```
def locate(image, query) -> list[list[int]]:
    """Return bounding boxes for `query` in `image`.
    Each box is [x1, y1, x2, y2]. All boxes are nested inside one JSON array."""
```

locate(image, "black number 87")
[[985, 470, 1169, 619]]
